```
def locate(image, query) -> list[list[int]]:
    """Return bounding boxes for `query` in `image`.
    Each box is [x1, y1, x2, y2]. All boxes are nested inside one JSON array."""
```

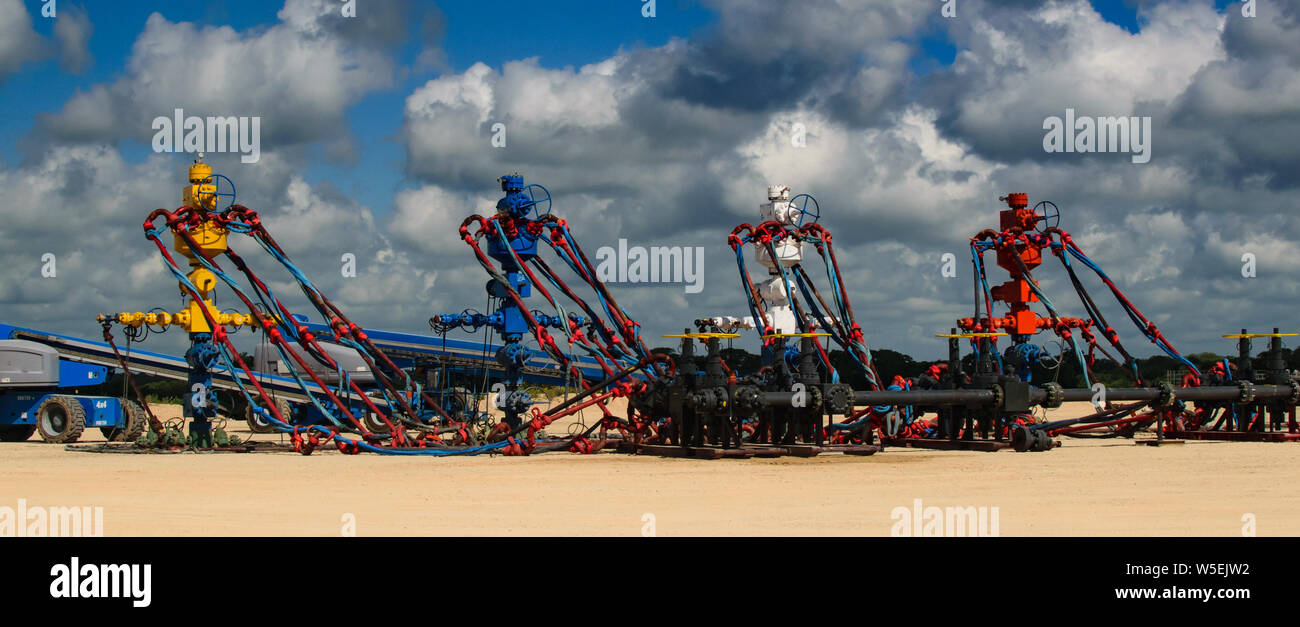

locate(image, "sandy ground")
[[2, 400, 1297, 536]]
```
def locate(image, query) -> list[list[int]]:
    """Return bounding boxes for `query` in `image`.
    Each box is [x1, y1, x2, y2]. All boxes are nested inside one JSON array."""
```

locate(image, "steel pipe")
[[852, 388, 997, 406], [844, 384, 1296, 409]]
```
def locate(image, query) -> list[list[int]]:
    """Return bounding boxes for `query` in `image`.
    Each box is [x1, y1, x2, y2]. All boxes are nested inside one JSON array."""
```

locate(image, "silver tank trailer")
[[252, 341, 375, 386]]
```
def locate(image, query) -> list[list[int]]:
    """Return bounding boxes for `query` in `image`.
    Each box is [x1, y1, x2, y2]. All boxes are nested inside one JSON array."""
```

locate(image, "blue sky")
[[0, 0, 1181, 217], [0, 0, 719, 215]]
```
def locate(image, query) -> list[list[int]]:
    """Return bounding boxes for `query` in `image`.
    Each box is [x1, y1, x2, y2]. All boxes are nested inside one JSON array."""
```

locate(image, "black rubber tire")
[[245, 396, 289, 433], [36, 396, 86, 443], [0, 425, 36, 442], [101, 400, 148, 442], [446, 386, 473, 416], [362, 409, 392, 434]]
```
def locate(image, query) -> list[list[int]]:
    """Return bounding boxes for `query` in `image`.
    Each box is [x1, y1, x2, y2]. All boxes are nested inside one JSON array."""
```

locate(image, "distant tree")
[[642, 340, 1258, 391], [1187, 352, 1229, 370], [719, 348, 760, 374]]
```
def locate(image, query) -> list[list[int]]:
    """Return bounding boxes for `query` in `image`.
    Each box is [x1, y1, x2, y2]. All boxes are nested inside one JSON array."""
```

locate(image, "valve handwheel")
[[458, 308, 481, 333], [1033, 200, 1060, 233], [199, 173, 237, 211], [787, 193, 820, 227], [519, 184, 552, 220]]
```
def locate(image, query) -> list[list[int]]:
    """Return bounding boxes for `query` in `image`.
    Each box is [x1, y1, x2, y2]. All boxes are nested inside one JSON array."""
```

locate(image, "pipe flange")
[[988, 384, 1004, 409], [824, 384, 854, 415], [733, 385, 761, 416], [1041, 382, 1064, 409], [805, 384, 824, 412], [709, 386, 729, 413], [1156, 382, 1177, 407], [1237, 381, 1256, 404], [683, 389, 703, 410], [694, 388, 722, 414], [1289, 380, 1300, 406]]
